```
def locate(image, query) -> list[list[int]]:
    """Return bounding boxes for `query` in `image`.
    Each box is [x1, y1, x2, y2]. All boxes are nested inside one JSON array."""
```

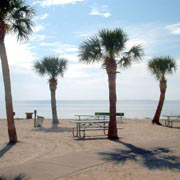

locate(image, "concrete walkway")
[[0, 136, 180, 180]]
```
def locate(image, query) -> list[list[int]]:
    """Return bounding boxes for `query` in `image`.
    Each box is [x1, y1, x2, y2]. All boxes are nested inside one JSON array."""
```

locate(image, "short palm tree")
[[34, 57, 67, 127], [0, 0, 35, 143], [148, 56, 177, 125], [79, 28, 143, 140]]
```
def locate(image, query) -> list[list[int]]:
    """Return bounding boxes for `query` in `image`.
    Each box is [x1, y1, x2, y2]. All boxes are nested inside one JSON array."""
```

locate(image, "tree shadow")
[[0, 143, 15, 158], [32, 127, 72, 133], [0, 174, 28, 180], [98, 140, 180, 170]]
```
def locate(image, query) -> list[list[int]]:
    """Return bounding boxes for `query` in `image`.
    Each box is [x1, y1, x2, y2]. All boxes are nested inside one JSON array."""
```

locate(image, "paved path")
[[0, 136, 180, 180]]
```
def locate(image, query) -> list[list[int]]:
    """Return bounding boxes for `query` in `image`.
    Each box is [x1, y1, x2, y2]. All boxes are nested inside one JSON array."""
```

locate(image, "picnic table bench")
[[163, 115, 180, 128], [95, 112, 124, 123], [72, 112, 124, 138], [72, 120, 109, 138]]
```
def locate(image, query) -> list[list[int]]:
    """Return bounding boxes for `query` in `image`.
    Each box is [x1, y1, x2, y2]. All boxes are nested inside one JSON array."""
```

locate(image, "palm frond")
[[118, 56, 132, 68], [118, 44, 144, 68], [127, 45, 144, 59], [0, 0, 11, 18], [33, 61, 46, 76], [148, 56, 177, 81], [56, 58, 67, 77], [34, 56, 68, 80], [11, 2, 35, 40], [99, 28, 128, 56], [78, 28, 144, 70], [79, 36, 102, 63], [1, 0, 35, 40]]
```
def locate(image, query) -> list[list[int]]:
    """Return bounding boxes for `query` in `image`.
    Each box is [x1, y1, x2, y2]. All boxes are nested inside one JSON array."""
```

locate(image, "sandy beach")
[[0, 118, 180, 180]]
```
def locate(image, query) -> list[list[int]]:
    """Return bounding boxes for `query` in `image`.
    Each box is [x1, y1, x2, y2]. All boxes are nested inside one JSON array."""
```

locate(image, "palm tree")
[[148, 56, 177, 125], [34, 56, 67, 127], [79, 28, 143, 140], [0, 0, 35, 143]]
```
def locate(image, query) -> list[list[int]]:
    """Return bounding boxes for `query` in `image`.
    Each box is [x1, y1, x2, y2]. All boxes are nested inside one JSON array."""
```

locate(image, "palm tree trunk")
[[152, 80, 167, 125], [0, 41, 17, 143], [49, 79, 59, 126], [107, 71, 118, 140]]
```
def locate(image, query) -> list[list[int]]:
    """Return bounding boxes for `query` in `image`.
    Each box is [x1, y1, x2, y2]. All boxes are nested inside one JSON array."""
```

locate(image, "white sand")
[[0, 118, 180, 179]]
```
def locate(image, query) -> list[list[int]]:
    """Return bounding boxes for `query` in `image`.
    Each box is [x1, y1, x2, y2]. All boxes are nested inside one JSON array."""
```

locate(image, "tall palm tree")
[[34, 56, 67, 127], [0, 0, 35, 143], [79, 28, 143, 140], [148, 56, 177, 125]]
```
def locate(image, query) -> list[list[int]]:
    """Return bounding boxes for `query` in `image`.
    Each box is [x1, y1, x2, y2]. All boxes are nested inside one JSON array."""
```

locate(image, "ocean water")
[[0, 100, 180, 119]]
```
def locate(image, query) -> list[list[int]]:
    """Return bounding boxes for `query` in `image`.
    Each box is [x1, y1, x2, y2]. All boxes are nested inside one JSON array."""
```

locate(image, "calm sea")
[[0, 100, 179, 119], [0, 100, 180, 118]]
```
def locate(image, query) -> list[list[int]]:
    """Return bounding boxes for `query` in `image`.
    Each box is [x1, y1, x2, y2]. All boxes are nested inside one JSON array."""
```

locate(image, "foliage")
[[148, 56, 177, 81], [0, 0, 35, 40], [79, 28, 144, 69], [34, 56, 67, 80]]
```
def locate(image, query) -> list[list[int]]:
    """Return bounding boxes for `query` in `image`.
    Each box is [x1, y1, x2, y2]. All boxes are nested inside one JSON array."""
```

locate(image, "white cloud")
[[89, 5, 111, 18], [33, 25, 44, 33], [40, 42, 78, 54], [62, 58, 106, 84], [30, 34, 55, 42], [57, 53, 102, 78], [60, 54, 79, 62], [166, 23, 180, 35], [125, 25, 164, 54], [39, 0, 85, 6], [74, 32, 91, 37], [32, 1, 41, 6], [36, 13, 48, 20], [4, 35, 36, 73], [66, 62, 102, 78], [30, 34, 46, 41], [126, 38, 147, 50]]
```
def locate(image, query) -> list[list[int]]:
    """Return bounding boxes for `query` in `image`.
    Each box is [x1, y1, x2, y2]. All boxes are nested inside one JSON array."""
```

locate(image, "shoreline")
[[0, 100, 179, 120], [0, 117, 152, 120], [0, 115, 176, 121]]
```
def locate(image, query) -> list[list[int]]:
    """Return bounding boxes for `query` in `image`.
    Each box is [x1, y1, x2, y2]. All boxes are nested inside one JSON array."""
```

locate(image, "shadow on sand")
[[0, 174, 28, 180], [32, 127, 73, 133], [0, 143, 15, 158], [98, 139, 180, 170]]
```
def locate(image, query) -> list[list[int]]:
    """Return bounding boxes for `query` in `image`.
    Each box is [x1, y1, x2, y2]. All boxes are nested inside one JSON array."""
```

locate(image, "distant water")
[[0, 100, 180, 119]]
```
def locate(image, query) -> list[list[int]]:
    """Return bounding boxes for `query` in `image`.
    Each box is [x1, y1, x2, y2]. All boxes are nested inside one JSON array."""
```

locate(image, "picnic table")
[[72, 115, 109, 138], [163, 115, 180, 128], [95, 112, 124, 123]]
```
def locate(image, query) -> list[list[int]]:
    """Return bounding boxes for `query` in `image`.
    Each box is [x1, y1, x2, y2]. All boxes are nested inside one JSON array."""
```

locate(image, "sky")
[[0, 0, 180, 101]]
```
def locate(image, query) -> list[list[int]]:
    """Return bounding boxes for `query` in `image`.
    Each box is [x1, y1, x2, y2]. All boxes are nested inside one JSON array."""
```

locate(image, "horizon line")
[[0, 99, 179, 102]]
